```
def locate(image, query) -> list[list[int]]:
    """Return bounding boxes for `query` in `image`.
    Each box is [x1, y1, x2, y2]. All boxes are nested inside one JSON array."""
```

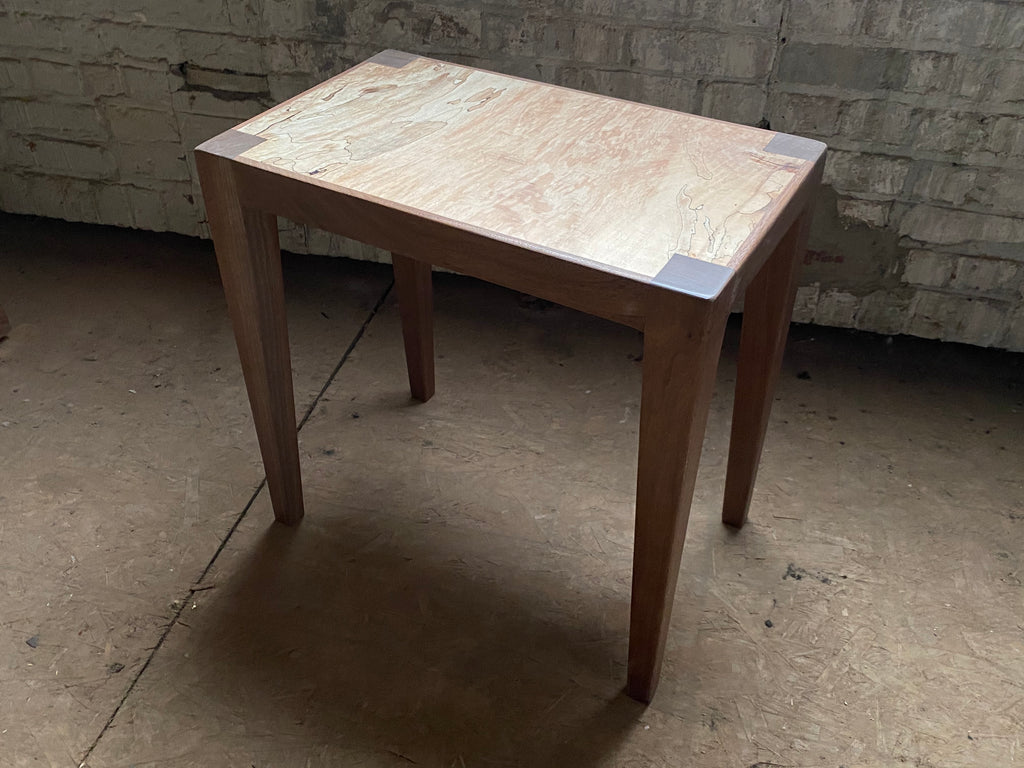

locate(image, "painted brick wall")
[[1, 1, 1022, 350]]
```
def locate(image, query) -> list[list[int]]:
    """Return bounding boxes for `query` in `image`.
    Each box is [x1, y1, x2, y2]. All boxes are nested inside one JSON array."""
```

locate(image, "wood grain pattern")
[[627, 288, 732, 702], [229, 161, 652, 329], [225, 54, 819, 285], [392, 253, 435, 402], [195, 151, 305, 526], [723, 207, 814, 529]]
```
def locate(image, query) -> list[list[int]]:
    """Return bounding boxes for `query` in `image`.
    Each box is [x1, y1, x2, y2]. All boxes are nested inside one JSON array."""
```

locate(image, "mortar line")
[[78, 278, 396, 766]]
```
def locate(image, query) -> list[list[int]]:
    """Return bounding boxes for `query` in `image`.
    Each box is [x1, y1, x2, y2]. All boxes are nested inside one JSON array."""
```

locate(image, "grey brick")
[[637, 73, 699, 113], [786, 0, 860, 36], [911, 164, 978, 208], [689, 0, 783, 32], [896, 0, 1009, 49], [631, 28, 773, 79], [701, 81, 766, 125], [986, 116, 1024, 157], [556, 66, 646, 103], [778, 44, 907, 91], [839, 100, 917, 147], [771, 92, 842, 137], [902, 51, 958, 95], [914, 110, 994, 154]]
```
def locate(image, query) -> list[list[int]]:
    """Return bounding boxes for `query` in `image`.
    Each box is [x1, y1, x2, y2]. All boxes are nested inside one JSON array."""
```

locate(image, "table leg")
[[196, 153, 305, 525], [722, 209, 810, 529], [392, 253, 435, 402], [627, 291, 730, 702]]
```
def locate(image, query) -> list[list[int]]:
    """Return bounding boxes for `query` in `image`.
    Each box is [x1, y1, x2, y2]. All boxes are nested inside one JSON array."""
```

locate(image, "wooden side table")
[[195, 50, 825, 702]]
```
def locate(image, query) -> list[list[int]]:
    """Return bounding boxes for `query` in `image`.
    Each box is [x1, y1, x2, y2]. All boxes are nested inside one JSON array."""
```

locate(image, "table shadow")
[[183, 505, 651, 767]]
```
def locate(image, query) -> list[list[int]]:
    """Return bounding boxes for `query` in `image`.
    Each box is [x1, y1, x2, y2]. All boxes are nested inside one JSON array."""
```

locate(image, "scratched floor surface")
[[1, 213, 1021, 768]]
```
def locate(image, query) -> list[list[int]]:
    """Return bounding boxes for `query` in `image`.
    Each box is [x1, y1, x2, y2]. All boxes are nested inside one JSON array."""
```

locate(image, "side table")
[[196, 50, 825, 702]]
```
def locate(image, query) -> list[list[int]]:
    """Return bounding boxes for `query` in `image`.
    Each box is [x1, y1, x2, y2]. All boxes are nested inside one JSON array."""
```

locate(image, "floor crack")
[[76, 277, 395, 767]]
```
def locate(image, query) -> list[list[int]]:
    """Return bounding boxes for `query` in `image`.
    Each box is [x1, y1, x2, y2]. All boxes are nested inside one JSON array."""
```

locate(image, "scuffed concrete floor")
[[0, 213, 1022, 768]]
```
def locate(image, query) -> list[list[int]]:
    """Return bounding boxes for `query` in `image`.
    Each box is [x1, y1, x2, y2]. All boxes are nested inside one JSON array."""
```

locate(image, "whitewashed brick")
[[7, 102, 108, 142], [163, 184, 202, 235], [31, 140, 116, 179], [177, 113, 242, 155], [915, 110, 992, 154], [902, 250, 954, 288], [911, 164, 978, 207], [792, 283, 820, 323], [171, 90, 267, 120], [28, 60, 84, 95], [106, 107, 181, 143], [839, 100, 916, 146], [95, 184, 135, 228], [1002, 304, 1024, 353], [2, 0, 1023, 352], [116, 142, 190, 181], [825, 151, 910, 197], [836, 198, 891, 227], [0, 58, 31, 91], [81, 64, 124, 97], [906, 290, 1008, 346], [813, 290, 859, 328], [901, 206, 1024, 251], [123, 67, 179, 103], [855, 290, 910, 336], [951, 257, 1020, 296], [268, 73, 316, 103], [179, 30, 262, 72], [128, 187, 170, 231], [986, 116, 1024, 158]]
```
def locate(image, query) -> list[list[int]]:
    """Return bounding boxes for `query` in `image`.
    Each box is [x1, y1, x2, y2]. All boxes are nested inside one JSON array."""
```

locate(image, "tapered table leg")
[[627, 290, 731, 702], [196, 152, 305, 525], [722, 209, 812, 529], [392, 253, 435, 403]]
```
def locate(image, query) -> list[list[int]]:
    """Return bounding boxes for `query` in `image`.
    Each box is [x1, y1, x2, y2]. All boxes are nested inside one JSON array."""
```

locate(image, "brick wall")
[[2, 1, 1022, 350]]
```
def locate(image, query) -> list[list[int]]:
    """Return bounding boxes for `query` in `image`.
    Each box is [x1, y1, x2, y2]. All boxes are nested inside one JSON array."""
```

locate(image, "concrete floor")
[[0, 212, 1022, 768]]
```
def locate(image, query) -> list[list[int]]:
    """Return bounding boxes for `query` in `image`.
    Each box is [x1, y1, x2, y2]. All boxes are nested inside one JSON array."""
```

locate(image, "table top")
[[205, 50, 825, 295]]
